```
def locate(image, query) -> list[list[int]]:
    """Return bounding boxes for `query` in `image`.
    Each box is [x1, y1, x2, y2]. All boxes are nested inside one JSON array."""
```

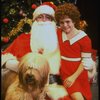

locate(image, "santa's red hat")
[[33, 2, 57, 21]]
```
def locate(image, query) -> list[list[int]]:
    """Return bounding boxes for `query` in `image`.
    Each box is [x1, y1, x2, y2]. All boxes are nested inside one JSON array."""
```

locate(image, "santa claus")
[[1, 2, 71, 100]]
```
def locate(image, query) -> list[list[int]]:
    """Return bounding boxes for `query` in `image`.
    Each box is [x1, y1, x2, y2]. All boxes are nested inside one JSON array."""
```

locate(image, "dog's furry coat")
[[4, 53, 50, 100]]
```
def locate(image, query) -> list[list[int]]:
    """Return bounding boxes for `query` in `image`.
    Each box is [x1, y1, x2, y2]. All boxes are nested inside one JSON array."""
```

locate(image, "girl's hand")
[[63, 75, 76, 88]]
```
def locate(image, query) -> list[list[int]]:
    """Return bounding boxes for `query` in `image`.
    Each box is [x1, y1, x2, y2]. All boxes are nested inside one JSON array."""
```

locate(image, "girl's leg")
[[70, 92, 84, 100]]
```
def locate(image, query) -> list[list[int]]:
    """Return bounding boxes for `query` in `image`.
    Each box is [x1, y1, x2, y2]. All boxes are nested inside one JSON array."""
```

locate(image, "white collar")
[[62, 30, 87, 45]]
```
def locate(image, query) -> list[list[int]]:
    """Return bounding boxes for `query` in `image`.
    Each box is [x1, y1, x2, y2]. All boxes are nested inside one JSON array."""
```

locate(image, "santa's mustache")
[[32, 21, 56, 26], [31, 21, 57, 34]]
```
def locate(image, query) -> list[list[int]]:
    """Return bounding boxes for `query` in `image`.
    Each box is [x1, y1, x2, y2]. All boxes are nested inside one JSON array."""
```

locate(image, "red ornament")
[[3, 18, 9, 23], [31, 4, 37, 9], [2, 37, 9, 43]]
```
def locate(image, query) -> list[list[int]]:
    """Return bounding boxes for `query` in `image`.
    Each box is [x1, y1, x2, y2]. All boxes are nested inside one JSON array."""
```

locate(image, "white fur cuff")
[[1, 53, 17, 66]]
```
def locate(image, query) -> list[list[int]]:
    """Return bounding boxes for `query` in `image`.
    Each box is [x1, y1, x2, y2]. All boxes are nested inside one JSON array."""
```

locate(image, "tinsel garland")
[[1, 17, 32, 42], [8, 17, 32, 37]]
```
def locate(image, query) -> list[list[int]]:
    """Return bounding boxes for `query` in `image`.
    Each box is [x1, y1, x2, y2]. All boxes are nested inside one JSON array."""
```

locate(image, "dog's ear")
[[18, 66, 24, 86], [18, 65, 28, 86], [38, 63, 50, 88], [39, 73, 48, 88]]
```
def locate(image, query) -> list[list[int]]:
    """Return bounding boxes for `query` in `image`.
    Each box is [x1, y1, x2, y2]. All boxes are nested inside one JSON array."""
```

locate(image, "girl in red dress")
[[55, 3, 95, 100]]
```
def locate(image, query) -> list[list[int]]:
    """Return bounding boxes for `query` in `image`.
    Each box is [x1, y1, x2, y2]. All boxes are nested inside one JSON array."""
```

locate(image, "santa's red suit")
[[2, 25, 72, 100], [2, 33, 31, 58]]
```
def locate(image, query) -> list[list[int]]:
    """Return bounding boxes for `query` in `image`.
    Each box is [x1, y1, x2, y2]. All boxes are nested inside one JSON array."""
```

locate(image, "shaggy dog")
[[2, 70, 17, 100], [4, 53, 50, 100], [1, 53, 19, 100]]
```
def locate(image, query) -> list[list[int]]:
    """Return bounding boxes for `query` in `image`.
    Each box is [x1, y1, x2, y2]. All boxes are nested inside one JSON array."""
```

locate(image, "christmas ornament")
[[2, 37, 9, 43], [22, 13, 27, 17], [31, 4, 37, 9], [79, 20, 88, 31], [19, 10, 27, 17], [19, 10, 23, 15], [9, 8, 16, 15], [3, 18, 9, 23]]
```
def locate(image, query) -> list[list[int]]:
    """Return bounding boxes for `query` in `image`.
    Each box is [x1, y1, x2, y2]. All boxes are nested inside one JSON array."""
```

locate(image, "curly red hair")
[[55, 3, 81, 29]]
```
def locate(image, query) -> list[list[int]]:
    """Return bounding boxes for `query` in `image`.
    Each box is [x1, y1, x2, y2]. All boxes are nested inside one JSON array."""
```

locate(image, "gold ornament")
[[9, 8, 16, 15]]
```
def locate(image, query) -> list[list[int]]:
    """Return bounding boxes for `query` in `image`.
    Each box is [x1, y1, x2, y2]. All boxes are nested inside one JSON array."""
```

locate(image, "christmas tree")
[[1, 0, 37, 49], [1, 0, 77, 50]]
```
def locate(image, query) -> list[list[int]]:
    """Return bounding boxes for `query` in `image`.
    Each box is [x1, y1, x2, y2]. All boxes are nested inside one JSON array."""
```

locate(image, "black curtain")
[[76, 0, 99, 50]]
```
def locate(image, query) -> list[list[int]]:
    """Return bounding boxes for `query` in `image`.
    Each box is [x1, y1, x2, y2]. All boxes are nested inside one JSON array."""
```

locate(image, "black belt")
[[49, 74, 63, 85]]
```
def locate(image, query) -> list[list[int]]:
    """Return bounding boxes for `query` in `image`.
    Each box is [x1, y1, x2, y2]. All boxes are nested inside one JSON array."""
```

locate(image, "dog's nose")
[[25, 74, 35, 84]]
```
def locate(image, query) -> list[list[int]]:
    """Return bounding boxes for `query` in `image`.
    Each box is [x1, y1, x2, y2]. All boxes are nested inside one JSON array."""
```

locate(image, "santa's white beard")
[[30, 21, 58, 54], [30, 21, 61, 74]]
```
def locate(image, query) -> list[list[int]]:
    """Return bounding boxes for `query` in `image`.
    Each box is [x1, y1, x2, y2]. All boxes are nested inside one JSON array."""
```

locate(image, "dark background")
[[76, 0, 99, 50]]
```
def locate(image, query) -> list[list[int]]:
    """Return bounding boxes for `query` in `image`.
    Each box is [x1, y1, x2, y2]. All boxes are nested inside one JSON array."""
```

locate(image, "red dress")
[[2, 33, 32, 58], [57, 28, 92, 100]]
